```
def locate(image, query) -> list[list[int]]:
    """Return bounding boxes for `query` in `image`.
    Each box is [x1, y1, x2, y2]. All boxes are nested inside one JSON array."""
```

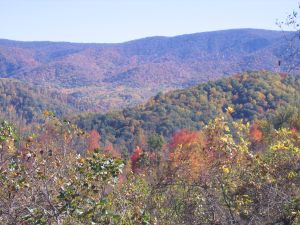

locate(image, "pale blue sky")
[[0, 0, 299, 43]]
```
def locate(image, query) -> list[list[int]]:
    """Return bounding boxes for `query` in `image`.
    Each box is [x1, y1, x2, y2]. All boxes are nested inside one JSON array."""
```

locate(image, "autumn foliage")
[[104, 143, 121, 158], [169, 129, 199, 149], [130, 146, 143, 173], [168, 129, 207, 180], [0, 114, 299, 224], [250, 123, 263, 142], [87, 129, 101, 152]]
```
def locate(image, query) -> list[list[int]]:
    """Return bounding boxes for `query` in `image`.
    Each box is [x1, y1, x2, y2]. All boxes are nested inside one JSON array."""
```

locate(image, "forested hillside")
[[0, 96, 299, 224], [0, 29, 294, 112], [1, 58, 299, 225], [0, 79, 83, 124], [77, 71, 300, 152]]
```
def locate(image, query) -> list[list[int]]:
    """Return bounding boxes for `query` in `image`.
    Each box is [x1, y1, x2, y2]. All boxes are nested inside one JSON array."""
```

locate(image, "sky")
[[0, 0, 299, 43]]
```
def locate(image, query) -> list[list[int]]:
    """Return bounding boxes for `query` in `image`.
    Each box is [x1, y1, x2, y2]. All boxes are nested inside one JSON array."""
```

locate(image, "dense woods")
[[0, 70, 298, 224], [0, 78, 94, 125], [77, 71, 300, 153], [0, 108, 299, 224]]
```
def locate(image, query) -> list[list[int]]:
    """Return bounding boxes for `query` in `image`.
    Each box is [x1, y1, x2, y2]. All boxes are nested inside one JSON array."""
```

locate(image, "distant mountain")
[[0, 29, 295, 112], [77, 71, 300, 152]]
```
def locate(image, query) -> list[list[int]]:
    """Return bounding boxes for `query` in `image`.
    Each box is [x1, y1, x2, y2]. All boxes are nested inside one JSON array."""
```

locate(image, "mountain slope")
[[0, 29, 293, 112], [0, 79, 83, 123], [77, 71, 300, 152]]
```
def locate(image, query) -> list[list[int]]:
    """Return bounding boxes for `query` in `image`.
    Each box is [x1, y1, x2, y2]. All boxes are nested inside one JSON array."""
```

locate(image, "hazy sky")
[[0, 0, 299, 43]]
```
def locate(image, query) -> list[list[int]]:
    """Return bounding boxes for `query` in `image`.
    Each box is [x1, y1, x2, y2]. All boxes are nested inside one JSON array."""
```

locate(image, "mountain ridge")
[[0, 28, 289, 45], [0, 29, 295, 112]]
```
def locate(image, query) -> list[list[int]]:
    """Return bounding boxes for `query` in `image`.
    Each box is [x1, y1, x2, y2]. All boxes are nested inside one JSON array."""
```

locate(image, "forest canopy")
[[77, 71, 300, 153]]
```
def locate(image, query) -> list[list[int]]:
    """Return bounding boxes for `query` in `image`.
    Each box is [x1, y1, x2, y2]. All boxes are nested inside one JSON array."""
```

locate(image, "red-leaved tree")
[[87, 130, 101, 152], [250, 123, 263, 143], [130, 146, 143, 173]]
